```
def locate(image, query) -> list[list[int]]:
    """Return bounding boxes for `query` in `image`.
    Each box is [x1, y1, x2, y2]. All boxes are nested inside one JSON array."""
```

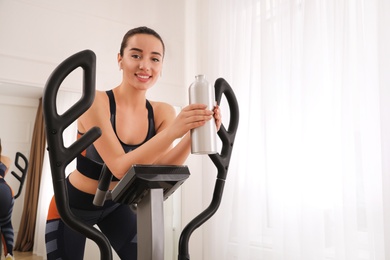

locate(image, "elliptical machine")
[[43, 49, 239, 260]]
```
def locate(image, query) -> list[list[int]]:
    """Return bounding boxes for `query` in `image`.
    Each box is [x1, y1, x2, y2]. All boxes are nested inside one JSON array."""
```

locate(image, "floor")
[[3, 251, 43, 260]]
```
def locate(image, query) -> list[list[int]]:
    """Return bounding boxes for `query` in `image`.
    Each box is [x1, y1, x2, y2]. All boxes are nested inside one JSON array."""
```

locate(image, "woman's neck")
[[113, 84, 147, 108]]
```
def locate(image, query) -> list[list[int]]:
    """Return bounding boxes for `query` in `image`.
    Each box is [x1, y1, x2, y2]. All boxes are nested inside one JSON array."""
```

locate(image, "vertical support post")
[[137, 189, 165, 260]]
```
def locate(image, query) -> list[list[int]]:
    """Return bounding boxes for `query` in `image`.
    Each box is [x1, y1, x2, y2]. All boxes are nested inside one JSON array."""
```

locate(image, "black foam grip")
[[93, 164, 113, 206]]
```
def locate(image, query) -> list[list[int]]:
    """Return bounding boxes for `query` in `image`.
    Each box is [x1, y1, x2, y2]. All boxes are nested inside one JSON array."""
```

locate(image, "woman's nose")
[[139, 60, 151, 71]]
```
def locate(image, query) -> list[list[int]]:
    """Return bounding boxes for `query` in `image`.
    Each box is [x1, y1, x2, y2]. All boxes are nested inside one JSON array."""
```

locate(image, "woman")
[[45, 26, 221, 259], [0, 139, 15, 260]]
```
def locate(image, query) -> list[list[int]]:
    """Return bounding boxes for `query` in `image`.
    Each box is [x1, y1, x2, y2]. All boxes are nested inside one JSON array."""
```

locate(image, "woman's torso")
[[69, 90, 157, 194]]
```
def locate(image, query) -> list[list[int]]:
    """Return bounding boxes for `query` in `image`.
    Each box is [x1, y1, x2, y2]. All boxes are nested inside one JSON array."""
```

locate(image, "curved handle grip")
[[43, 49, 112, 260], [210, 78, 240, 180], [44, 50, 95, 131], [11, 152, 29, 199], [43, 50, 100, 167]]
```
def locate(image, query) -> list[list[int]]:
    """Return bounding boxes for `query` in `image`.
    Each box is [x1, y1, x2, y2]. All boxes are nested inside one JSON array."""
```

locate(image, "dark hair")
[[119, 26, 165, 57]]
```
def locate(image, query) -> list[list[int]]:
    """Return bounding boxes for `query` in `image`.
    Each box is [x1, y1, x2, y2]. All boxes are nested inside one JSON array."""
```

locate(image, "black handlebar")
[[43, 50, 113, 260], [11, 152, 29, 199], [93, 164, 113, 207], [178, 78, 239, 260], [211, 78, 240, 180]]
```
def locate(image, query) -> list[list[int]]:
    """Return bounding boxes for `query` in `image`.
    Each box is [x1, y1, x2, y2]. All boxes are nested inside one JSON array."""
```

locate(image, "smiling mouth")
[[136, 74, 151, 79]]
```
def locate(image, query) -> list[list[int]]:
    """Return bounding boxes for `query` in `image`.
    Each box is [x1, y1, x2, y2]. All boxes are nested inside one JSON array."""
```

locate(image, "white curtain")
[[200, 0, 390, 259]]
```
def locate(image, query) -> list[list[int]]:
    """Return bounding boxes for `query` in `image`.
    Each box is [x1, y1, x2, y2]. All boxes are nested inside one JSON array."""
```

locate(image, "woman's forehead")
[[126, 34, 164, 54]]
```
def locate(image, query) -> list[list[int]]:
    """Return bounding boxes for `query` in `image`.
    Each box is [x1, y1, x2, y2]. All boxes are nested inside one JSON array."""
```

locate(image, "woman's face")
[[118, 33, 164, 91]]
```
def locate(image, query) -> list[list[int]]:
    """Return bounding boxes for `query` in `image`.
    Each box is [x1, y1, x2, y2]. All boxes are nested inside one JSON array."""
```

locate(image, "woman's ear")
[[117, 53, 123, 70]]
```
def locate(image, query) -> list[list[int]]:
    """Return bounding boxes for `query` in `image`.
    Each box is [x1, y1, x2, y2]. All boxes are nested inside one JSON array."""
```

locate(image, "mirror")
[[0, 82, 41, 246]]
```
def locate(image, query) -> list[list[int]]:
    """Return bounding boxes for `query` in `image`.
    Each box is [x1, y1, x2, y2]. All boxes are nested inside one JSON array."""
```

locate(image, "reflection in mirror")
[[0, 148, 29, 257], [0, 83, 40, 256]]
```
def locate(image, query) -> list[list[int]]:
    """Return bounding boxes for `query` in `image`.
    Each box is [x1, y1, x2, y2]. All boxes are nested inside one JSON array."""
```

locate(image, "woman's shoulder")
[[149, 100, 176, 115], [95, 90, 110, 100], [148, 100, 176, 131], [86, 90, 110, 112], [77, 90, 110, 132]]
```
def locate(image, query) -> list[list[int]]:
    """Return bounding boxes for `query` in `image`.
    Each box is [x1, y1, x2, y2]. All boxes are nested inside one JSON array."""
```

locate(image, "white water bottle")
[[189, 74, 217, 154]]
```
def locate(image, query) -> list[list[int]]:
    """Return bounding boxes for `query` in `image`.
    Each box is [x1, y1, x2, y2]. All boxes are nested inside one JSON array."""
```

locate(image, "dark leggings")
[[45, 178, 137, 260], [0, 178, 14, 257]]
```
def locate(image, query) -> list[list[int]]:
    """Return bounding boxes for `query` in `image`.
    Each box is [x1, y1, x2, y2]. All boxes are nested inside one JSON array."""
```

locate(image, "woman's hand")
[[213, 104, 222, 131], [169, 103, 214, 139]]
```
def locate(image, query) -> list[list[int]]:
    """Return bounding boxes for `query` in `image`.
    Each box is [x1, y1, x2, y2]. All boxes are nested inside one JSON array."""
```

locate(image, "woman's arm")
[[155, 133, 191, 165], [155, 104, 221, 166]]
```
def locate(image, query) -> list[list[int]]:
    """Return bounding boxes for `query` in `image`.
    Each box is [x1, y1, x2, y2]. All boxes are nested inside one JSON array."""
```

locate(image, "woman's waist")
[[69, 170, 119, 195]]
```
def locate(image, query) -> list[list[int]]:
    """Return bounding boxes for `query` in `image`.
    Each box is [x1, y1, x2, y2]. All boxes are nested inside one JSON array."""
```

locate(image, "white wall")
[[0, 0, 189, 106], [0, 0, 209, 259]]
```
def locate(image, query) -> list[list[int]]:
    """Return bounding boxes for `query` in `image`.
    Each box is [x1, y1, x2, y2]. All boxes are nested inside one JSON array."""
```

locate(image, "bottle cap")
[[196, 74, 205, 80]]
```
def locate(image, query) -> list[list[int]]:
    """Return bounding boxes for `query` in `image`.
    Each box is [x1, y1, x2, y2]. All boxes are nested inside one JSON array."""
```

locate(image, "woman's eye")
[[152, 58, 160, 62], [131, 54, 141, 59]]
